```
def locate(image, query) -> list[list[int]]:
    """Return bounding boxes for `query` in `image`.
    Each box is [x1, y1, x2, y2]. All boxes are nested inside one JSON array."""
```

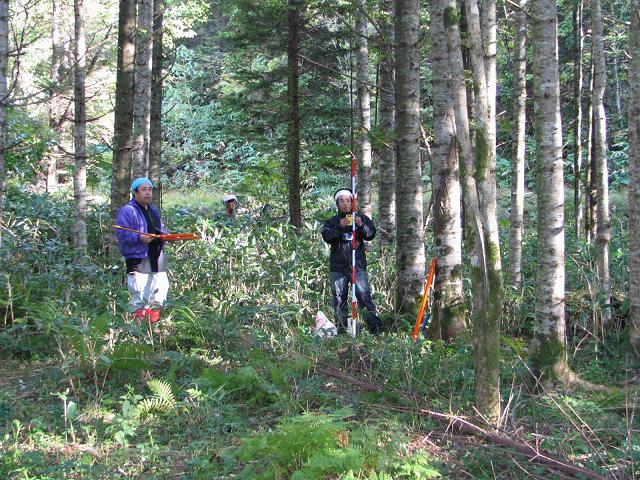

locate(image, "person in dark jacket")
[[115, 178, 169, 326], [321, 188, 382, 334]]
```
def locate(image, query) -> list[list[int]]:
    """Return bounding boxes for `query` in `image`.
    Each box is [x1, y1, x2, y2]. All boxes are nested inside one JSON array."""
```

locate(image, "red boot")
[[148, 309, 160, 324], [131, 308, 149, 324]]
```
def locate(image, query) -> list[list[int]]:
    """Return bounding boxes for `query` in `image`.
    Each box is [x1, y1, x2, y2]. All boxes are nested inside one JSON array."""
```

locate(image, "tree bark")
[[132, 0, 154, 178], [73, 0, 87, 254], [47, 0, 63, 193], [628, 0, 640, 353], [531, 0, 570, 386], [394, 0, 425, 313], [148, 0, 164, 198], [355, 0, 372, 219], [429, 0, 465, 340], [110, 0, 136, 225], [0, 0, 7, 248], [377, 0, 396, 248], [464, 0, 502, 424], [508, 0, 527, 290], [591, 0, 611, 325], [287, 0, 302, 231], [573, 0, 584, 239], [585, 60, 595, 243]]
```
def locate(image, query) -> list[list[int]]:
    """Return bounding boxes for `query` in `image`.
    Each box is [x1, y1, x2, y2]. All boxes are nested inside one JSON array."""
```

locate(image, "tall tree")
[[508, 0, 527, 290], [73, 0, 87, 253], [377, 0, 396, 248], [591, 0, 611, 325], [132, 0, 154, 178], [110, 0, 136, 224], [148, 0, 164, 194], [47, 0, 64, 193], [629, 0, 640, 353], [531, 0, 570, 386], [429, 0, 465, 339], [0, 0, 7, 248], [394, 0, 425, 313], [287, 0, 302, 231], [573, 0, 585, 238], [355, 0, 372, 219], [444, 0, 501, 421], [465, 0, 502, 423]]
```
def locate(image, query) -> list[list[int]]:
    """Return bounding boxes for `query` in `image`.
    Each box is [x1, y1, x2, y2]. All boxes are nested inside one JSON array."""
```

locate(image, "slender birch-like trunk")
[[377, 0, 396, 247], [132, 0, 154, 178], [73, 0, 87, 253], [628, 0, 640, 353], [355, 0, 372, 219], [591, 0, 611, 325], [110, 0, 136, 225], [47, 0, 63, 192], [0, 0, 7, 248], [508, 0, 527, 290], [394, 0, 425, 312], [531, 0, 570, 386], [573, 0, 584, 239], [430, 0, 465, 339]]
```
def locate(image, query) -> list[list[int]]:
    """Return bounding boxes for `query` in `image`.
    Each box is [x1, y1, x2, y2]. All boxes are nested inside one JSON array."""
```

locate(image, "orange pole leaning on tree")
[[411, 258, 437, 340]]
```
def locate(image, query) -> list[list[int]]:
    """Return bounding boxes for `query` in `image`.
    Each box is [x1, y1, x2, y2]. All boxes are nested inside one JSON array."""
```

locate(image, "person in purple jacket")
[[115, 178, 169, 326]]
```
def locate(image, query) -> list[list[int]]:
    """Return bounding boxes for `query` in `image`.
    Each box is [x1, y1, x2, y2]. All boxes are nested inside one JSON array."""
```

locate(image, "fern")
[[137, 379, 176, 418]]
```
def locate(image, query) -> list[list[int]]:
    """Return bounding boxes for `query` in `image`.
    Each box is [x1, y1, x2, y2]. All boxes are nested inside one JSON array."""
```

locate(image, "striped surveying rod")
[[411, 258, 438, 340], [349, 153, 358, 338]]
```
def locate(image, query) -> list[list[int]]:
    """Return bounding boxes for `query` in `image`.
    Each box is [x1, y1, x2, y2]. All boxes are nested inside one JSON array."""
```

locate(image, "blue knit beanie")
[[131, 177, 153, 192]]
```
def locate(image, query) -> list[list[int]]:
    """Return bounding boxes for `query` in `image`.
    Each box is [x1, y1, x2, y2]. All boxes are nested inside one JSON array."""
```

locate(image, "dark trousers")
[[330, 270, 381, 333]]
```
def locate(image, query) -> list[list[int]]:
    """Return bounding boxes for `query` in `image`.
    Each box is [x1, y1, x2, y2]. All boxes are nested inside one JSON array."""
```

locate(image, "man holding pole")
[[321, 188, 382, 335], [115, 177, 169, 326]]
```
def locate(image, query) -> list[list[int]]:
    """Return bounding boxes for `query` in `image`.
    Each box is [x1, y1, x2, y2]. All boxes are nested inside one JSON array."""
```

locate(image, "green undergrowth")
[[1, 185, 638, 478]]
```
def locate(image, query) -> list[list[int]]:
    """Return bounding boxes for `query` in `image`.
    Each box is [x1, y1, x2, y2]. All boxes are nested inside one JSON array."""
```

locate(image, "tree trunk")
[[629, 0, 640, 353], [148, 0, 164, 197], [47, 0, 63, 192], [585, 60, 595, 243], [463, 0, 502, 424], [110, 0, 136, 225], [508, 0, 527, 290], [531, 0, 570, 386], [73, 0, 87, 254], [355, 1, 372, 219], [573, 0, 584, 239], [132, 0, 154, 178], [429, 0, 464, 340], [0, 0, 7, 248], [377, 0, 396, 248], [591, 0, 611, 325], [394, 0, 425, 313], [287, 0, 302, 231]]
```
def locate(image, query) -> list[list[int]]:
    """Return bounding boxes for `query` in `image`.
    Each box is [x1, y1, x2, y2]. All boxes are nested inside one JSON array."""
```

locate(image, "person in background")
[[321, 188, 382, 335], [115, 178, 169, 327], [223, 194, 238, 219]]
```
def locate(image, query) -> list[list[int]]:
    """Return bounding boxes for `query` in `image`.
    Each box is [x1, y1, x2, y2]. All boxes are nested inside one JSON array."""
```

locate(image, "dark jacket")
[[115, 199, 166, 259], [321, 212, 376, 274]]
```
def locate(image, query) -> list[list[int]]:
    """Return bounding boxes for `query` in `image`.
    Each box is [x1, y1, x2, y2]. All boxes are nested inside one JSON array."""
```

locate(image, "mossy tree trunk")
[[394, 0, 425, 313], [132, 0, 154, 178], [73, 0, 87, 254], [508, 0, 527, 290], [572, 0, 585, 239], [591, 0, 611, 325], [287, 0, 302, 231], [377, 0, 396, 248], [531, 0, 571, 387], [110, 0, 136, 225], [629, 0, 640, 354], [429, 0, 465, 340], [148, 0, 164, 198], [355, 0, 372, 219]]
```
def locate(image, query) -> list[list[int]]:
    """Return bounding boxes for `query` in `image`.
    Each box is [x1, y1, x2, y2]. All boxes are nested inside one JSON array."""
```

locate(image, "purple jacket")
[[115, 199, 167, 259]]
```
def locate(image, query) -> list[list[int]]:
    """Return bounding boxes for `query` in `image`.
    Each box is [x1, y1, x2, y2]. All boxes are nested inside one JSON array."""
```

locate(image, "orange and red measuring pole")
[[411, 258, 437, 340], [113, 224, 200, 242], [348, 152, 358, 338]]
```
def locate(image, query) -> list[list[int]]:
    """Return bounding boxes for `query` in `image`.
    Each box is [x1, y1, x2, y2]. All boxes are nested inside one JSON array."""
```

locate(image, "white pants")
[[127, 271, 169, 311]]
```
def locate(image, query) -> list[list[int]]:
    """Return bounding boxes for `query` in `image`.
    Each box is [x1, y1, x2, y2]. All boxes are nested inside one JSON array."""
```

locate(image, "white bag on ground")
[[314, 310, 337, 338]]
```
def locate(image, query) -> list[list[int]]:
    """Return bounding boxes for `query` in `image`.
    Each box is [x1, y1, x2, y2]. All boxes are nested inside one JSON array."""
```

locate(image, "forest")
[[1, 0, 639, 477]]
